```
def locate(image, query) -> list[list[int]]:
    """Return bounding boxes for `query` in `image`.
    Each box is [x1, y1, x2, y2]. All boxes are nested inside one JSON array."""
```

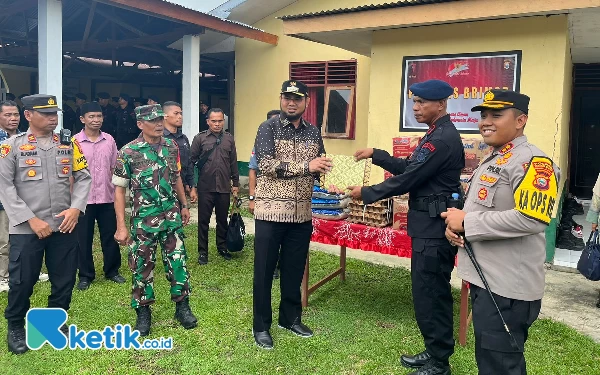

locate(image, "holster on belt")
[[409, 194, 449, 218]]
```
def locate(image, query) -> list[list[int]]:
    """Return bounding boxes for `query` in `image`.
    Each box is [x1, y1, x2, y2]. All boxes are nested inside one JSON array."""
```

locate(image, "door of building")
[[570, 90, 600, 198]]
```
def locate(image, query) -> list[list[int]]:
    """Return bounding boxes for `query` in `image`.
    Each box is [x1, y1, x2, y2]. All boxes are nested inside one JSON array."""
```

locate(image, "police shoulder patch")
[[513, 156, 558, 225], [0, 144, 11, 158]]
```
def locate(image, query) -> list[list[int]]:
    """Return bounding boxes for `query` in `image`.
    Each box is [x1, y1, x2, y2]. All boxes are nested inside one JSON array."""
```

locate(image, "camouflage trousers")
[[128, 226, 191, 309]]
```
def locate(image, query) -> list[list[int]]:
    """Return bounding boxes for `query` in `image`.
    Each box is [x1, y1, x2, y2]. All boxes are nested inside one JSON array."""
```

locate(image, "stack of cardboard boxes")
[[385, 136, 492, 230]]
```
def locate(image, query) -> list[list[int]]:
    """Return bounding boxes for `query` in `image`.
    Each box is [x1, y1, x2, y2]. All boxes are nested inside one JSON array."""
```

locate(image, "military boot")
[[134, 306, 151, 337], [7, 321, 28, 354], [175, 299, 198, 329]]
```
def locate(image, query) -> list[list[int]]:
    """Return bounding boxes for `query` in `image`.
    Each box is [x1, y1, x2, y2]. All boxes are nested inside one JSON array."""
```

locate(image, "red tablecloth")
[[311, 217, 412, 258]]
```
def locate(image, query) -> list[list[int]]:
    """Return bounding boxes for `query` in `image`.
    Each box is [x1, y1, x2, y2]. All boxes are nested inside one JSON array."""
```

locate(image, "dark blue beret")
[[409, 79, 453, 100]]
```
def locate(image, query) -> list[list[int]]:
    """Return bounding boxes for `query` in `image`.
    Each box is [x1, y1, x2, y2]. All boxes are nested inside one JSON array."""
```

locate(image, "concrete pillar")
[[38, 0, 63, 129], [182, 34, 200, 138]]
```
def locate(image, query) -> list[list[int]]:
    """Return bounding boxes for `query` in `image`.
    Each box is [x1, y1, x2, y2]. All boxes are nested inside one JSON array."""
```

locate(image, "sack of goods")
[[577, 231, 600, 281], [311, 185, 349, 220]]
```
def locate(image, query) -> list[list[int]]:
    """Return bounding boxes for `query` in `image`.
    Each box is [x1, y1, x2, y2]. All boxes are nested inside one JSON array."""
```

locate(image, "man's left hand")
[[56, 208, 81, 233], [232, 186, 239, 196], [440, 208, 466, 233], [181, 208, 190, 226], [347, 186, 363, 200]]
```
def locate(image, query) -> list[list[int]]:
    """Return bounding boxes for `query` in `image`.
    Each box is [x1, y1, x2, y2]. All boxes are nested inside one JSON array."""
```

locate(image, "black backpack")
[[227, 197, 246, 253]]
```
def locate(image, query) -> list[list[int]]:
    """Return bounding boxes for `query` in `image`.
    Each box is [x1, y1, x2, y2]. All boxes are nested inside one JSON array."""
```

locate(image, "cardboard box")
[[383, 136, 421, 180], [392, 196, 409, 230]]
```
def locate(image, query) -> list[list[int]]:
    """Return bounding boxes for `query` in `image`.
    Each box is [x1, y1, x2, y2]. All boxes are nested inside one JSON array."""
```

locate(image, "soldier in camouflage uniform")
[[112, 104, 197, 336]]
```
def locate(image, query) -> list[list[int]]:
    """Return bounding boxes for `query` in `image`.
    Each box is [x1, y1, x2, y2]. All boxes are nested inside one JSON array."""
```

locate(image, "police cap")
[[409, 79, 453, 101], [21, 94, 62, 113], [471, 89, 530, 114]]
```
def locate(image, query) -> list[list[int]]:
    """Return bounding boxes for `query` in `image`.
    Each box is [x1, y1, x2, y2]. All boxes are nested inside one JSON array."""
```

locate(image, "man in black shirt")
[[349, 80, 464, 375], [115, 93, 137, 149], [97, 92, 116, 138]]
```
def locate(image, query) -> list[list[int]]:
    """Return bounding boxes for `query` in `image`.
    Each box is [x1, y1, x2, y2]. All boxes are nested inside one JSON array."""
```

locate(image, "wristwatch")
[[248, 195, 255, 201], [181, 203, 189, 209]]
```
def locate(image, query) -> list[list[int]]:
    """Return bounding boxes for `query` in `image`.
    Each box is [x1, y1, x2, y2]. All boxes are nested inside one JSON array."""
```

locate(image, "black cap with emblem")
[[280, 80, 309, 97], [21, 94, 62, 113], [471, 89, 530, 114]]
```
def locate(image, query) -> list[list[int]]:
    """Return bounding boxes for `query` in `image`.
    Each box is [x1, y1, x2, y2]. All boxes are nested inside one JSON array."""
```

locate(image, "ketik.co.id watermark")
[[26, 308, 173, 350]]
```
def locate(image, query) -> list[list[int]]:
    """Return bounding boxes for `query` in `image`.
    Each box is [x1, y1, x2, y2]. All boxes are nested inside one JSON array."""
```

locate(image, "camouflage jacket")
[[112, 136, 182, 229]]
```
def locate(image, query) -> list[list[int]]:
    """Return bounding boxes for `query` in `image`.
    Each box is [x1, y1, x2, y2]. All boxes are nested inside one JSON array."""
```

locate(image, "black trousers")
[[411, 237, 457, 364], [4, 232, 78, 324], [253, 220, 312, 332], [77, 203, 121, 281], [197, 192, 230, 256], [471, 285, 541, 375]]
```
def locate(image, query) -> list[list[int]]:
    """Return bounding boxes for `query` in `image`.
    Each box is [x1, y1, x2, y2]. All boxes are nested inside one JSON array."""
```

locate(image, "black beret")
[[147, 95, 159, 103], [471, 89, 530, 114], [75, 93, 87, 101], [409, 79, 453, 100], [119, 93, 131, 102], [97, 92, 110, 99], [80, 102, 103, 116]]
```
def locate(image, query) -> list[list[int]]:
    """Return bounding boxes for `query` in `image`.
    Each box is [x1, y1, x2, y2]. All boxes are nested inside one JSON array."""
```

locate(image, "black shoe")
[[273, 267, 280, 279], [218, 250, 232, 261], [253, 330, 273, 350], [107, 274, 126, 284], [134, 306, 151, 337], [77, 279, 91, 291], [175, 299, 198, 329], [7, 324, 28, 354], [198, 254, 208, 265], [278, 317, 313, 338], [407, 359, 451, 375], [401, 350, 431, 369], [60, 324, 69, 339]]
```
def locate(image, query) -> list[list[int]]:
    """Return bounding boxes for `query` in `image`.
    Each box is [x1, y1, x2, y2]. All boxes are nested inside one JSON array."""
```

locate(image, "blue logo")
[[26, 308, 173, 350]]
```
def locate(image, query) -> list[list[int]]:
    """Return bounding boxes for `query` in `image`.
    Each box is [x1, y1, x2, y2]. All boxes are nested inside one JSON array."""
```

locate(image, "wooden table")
[[302, 217, 472, 346]]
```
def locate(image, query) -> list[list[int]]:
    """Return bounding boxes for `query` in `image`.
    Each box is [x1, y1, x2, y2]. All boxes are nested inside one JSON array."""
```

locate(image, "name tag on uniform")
[[513, 156, 558, 224]]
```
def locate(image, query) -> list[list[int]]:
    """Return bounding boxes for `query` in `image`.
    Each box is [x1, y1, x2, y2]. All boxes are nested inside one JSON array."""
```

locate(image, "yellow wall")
[[558, 31, 573, 193], [234, 0, 372, 162], [368, 15, 571, 183]]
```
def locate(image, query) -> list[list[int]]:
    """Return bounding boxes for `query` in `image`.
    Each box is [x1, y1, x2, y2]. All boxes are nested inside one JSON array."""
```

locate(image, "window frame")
[[289, 59, 357, 140], [322, 85, 355, 139]]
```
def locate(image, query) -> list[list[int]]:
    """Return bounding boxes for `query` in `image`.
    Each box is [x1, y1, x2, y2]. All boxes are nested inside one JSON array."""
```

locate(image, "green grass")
[[0, 224, 599, 374]]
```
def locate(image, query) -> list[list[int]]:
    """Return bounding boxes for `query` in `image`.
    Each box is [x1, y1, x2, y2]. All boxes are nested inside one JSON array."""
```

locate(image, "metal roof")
[[279, 0, 463, 20], [158, 0, 263, 31]]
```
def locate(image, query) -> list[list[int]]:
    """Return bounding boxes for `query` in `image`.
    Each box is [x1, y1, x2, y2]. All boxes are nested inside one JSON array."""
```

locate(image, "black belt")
[[409, 195, 451, 217]]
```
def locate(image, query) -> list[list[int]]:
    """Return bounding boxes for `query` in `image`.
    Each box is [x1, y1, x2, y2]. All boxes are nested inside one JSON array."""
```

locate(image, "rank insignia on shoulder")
[[514, 156, 558, 225], [53, 134, 59, 143], [27, 134, 36, 143], [499, 142, 514, 155]]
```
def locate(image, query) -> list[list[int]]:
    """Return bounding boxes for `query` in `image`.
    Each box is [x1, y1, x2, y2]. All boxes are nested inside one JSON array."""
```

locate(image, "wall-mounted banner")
[[400, 51, 522, 133]]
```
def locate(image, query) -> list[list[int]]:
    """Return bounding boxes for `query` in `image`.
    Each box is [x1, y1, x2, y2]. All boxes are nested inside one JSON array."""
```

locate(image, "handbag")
[[577, 230, 600, 281], [226, 196, 246, 253]]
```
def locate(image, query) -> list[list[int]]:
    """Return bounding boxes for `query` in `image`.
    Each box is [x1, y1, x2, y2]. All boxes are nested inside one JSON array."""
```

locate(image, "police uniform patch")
[[27, 169, 36, 177], [53, 134, 59, 143], [522, 163, 529, 172], [426, 125, 436, 135], [415, 148, 431, 163], [25, 159, 36, 165], [514, 156, 558, 225], [479, 174, 498, 184], [478, 187, 488, 200], [499, 143, 514, 155], [71, 139, 88, 172], [60, 158, 70, 164], [58, 145, 70, 149], [28, 134, 36, 143], [496, 152, 513, 165], [62, 166, 70, 175], [19, 144, 36, 151], [422, 142, 436, 152], [0, 144, 11, 158]]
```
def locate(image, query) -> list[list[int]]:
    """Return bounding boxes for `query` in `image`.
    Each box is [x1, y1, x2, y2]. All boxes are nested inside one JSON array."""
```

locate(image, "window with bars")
[[290, 60, 357, 139]]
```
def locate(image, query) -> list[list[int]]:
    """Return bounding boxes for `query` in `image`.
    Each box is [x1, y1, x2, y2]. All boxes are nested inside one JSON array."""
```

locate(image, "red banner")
[[401, 51, 521, 132]]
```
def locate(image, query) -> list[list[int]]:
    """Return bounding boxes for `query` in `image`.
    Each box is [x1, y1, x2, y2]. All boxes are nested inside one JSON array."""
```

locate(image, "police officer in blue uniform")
[[350, 80, 464, 375]]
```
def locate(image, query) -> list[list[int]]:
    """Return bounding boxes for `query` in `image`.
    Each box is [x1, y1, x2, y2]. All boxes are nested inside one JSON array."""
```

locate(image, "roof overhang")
[[280, 0, 600, 56], [101, 0, 279, 45]]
